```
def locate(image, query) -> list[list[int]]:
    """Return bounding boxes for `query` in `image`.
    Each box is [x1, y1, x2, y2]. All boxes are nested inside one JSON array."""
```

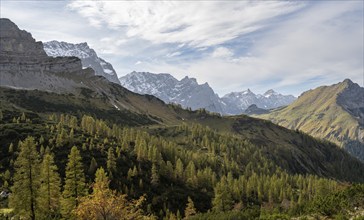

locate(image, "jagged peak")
[[341, 78, 356, 87], [45, 40, 90, 49], [181, 76, 197, 84], [264, 89, 279, 97]]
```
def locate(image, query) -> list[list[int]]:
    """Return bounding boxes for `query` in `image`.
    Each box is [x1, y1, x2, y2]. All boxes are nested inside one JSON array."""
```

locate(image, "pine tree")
[[88, 157, 98, 176], [107, 147, 116, 179], [212, 176, 233, 212], [175, 158, 184, 180], [9, 136, 40, 220], [8, 143, 14, 153], [21, 112, 26, 122], [61, 146, 87, 218], [74, 167, 152, 219], [38, 153, 61, 219], [184, 196, 197, 219], [151, 163, 159, 187]]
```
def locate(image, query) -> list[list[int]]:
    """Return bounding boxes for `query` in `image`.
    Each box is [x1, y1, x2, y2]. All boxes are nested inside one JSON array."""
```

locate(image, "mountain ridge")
[[119, 71, 225, 114], [119, 71, 296, 115], [43, 40, 121, 85], [257, 79, 364, 161]]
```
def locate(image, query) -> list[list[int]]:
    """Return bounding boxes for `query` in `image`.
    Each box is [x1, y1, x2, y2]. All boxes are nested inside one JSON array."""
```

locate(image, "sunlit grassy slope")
[[257, 80, 363, 160]]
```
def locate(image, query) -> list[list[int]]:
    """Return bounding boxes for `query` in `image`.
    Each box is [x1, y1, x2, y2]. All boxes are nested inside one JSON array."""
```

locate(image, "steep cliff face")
[[0, 18, 89, 93], [0, 18, 47, 58]]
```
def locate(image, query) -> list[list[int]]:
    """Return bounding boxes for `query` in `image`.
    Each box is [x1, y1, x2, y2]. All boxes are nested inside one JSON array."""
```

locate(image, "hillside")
[[257, 79, 364, 161]]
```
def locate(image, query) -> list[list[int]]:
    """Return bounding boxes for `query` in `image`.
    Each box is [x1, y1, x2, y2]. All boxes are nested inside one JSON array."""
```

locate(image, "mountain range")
[[119, 71, 296, 115], [36, 40, 296, 115]]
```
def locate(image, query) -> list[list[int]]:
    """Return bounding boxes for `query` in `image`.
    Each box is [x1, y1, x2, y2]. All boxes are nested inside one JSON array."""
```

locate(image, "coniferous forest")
[[1, 107, 364, 219]]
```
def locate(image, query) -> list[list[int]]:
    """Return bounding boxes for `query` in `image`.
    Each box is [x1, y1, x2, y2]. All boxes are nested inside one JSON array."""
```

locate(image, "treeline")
[[0, 112, 361, 219]]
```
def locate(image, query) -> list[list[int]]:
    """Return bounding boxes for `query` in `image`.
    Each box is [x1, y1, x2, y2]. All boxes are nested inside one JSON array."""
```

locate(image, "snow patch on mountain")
[[43, 41, 120, 84], [119, 71, 296, 115], [120, 72, 224, 114]]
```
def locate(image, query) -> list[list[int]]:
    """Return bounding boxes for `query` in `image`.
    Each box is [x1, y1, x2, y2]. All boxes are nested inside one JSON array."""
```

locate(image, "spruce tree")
[[9, 136, 40, 220], [61, 146, 87, 218], [151, 163, 159, 186], [184, 196, 197, 219], [38, 153, 61, 219], [88, 157, 98, 176], [107, 147, 116, 179]]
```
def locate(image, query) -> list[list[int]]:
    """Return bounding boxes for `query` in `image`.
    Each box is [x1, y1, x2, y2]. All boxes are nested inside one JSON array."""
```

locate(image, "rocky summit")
[[120, 71, 296, 115], [44, 41, 120, 85], [258, 79, 364, 161], [119, 71, 225, 114]]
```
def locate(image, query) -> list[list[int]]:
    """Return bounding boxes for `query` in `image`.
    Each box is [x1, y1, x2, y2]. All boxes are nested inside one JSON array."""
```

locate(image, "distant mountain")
[[119, 71, 295, 115], [222, 89, 296, 115], [43, 40, 120, 85], [119, 71, 225, 114], [258, 79, 364, 161]]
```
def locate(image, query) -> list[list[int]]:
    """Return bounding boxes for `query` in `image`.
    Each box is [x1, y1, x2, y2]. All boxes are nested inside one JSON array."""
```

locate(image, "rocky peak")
[[264, 89, 278, 97], [43, 40, 120, 84], [180, 76, 198, 85], [342, 78, 354, 85], [0, 18, 47, 58], [119, 71, 224, 114]]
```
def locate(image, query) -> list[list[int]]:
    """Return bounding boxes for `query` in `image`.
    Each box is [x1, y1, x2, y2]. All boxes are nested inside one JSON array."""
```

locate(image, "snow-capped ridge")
[[119, 71, 296, 115], [119, 72, 224, 114], [43, 41, 120, 85]]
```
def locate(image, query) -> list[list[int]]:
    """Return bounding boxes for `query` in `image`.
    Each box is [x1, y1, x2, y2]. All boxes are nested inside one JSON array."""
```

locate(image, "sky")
[[1, 0, 363, 96]]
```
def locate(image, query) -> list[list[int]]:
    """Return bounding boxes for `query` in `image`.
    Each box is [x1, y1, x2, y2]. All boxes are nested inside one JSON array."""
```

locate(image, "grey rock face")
[[0, 18, 47, 58], [43, 41, 120, 85], [120, 71, 296, 115], [120, 72, 224, 114], [0, 18, 90, 93], [337, 79, 364, 126]]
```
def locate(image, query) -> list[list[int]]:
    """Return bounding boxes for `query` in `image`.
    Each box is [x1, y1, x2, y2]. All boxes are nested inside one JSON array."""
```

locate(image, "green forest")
[[1, 109, 364, 220]]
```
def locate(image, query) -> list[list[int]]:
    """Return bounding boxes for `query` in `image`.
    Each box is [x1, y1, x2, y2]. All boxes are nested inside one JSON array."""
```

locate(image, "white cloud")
[[166, 51, 182, 58], [211, 47, 233, 58], [68, 1, 304, 48], [129, 1, 363, 96]]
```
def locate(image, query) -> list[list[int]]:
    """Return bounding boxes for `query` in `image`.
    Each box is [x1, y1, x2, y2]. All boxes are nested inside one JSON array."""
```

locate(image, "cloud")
[[128, 1, 363, 96], [68, 1, 304, 48], [211, 47, 233, 58]]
